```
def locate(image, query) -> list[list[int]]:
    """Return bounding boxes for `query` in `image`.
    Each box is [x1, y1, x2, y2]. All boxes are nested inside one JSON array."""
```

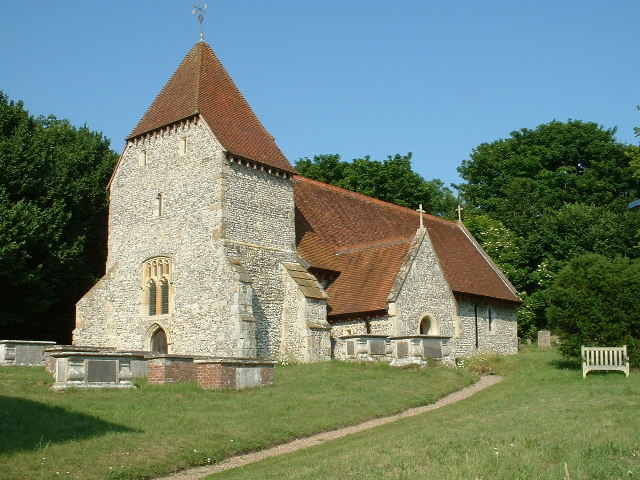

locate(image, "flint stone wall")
[[455, 300, 518, 356], [75, 118, 311, 360], [392, 229, 458, 340], [280, 265, 330, 362]]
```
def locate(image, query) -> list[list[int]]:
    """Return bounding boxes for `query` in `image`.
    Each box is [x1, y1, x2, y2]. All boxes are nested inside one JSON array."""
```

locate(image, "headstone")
[[370, 339, 386, 355], [538, 330, 551, 349], [396, 341, 408, 358]]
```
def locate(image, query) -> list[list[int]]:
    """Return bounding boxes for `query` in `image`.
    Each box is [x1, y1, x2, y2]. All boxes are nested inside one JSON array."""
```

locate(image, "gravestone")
[[538, 330, 551, 349]]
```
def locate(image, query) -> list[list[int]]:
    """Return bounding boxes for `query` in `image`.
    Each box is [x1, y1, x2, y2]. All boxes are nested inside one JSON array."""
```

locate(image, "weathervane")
[[192, 1, 207, 42]]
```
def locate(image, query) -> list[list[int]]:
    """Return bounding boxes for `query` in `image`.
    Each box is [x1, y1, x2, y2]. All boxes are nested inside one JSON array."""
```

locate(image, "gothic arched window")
[[144, 257, 171, 316]]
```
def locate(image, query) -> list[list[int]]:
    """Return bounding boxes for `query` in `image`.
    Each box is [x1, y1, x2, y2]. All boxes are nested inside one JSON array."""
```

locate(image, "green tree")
[[547, 254, 640, 365], [457, 120, 640, 337], [296, 153, 457, 217], [0, 92, 118, 341], [457, 120, 637, 236], [463, 214, 526, 288], [630, 105, 640, 178]]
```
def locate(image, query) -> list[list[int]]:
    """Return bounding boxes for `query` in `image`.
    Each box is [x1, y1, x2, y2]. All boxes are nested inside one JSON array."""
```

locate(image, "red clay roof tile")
[[294, 176, 520, 319], [127, 42, 293, 173]]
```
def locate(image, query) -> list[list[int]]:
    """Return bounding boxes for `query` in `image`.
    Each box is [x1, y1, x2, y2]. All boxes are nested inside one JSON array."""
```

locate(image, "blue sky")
[[1, 1, 638, 189]]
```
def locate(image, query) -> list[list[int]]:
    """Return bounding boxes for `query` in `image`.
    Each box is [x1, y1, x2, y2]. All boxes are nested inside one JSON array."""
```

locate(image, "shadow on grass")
[[549, 357, 581, 371], [0, 396, 139, 454]]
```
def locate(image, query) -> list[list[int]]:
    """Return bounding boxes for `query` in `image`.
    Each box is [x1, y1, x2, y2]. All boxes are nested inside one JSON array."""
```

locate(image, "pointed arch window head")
[[144, 257, 172, 316]]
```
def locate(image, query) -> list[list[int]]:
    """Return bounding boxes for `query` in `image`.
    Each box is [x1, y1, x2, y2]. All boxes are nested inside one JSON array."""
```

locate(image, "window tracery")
[[144, 257, 171, 316]]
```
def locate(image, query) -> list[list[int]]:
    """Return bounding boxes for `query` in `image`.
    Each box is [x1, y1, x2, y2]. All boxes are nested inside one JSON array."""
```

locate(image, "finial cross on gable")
[[417, 204, 425, 229], [457, 204, 464, 222], [192, 1, 208, 42]]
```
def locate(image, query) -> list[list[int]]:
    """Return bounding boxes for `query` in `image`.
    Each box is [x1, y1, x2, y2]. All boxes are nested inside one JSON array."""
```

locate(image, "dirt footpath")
[[155, 375, 503, 480]]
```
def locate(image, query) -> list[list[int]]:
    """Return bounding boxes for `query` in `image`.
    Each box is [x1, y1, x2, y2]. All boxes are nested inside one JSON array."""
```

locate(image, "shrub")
[[547, 254, 640, 365]]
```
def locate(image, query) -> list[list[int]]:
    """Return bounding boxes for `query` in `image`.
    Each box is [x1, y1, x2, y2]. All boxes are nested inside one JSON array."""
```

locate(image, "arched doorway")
[[151, 328, 168, 354], [419, 316, 437, 336]]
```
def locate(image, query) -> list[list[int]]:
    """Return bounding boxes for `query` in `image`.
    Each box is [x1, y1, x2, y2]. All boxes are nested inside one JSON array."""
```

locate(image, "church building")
[[73, 41, 520, 363]]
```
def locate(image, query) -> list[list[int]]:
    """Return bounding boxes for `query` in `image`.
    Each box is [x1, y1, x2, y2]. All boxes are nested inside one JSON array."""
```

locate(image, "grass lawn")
[[0, 359, 475, 480], [209, 348, 640, 480]]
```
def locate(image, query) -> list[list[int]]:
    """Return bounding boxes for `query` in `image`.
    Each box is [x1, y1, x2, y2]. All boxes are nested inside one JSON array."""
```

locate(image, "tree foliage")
[[295, 153, 457, 218], [630, 105, 640, 178], [0, 92, 118, 341], [458, 120, 637, 236], [457, 119, 640, 338], [547, 254, 640, 365]]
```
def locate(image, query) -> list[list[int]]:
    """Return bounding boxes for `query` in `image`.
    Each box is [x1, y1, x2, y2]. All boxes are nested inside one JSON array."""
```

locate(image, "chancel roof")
[[127, 42, 293, 173], [294, 176, 520, 319]]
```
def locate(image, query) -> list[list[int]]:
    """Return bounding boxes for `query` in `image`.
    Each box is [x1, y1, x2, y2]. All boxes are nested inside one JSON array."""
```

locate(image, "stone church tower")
[[74, 41, 331, 360]]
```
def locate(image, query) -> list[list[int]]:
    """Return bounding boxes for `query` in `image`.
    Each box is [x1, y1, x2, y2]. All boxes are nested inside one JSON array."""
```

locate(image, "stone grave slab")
[[396, 341, 408, 358], [87, 360, 118, 383], [370, 339, 386, 355], [346, 341, 355, 356]]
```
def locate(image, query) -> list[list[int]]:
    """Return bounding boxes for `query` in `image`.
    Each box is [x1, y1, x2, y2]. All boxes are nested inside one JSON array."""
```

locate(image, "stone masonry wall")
[[280, 268, 330, 362], [455, 300, 518, 356], [331, 316, 391, 360], [394, 230, 458, 340], [222, 162, 298, 358], [75, 120, 246, 357]]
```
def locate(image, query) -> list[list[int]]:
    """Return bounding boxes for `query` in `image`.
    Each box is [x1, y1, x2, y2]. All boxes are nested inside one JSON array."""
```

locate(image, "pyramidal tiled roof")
[[294, 176, 520, 319], [127, 41, 293, 173]]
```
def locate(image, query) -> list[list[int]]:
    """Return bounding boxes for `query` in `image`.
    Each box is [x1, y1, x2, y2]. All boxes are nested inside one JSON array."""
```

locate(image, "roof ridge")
[[194, 42, 203, 110], [294, 174, 455, 226]]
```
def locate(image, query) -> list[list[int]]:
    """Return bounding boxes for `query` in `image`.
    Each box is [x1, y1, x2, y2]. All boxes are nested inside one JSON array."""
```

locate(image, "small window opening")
[[153, 193, 163, 217], [179, 137, 187, 155], [160, 277, 169, 315], [488, 308, 495, 332], [148, 279, 157, 316], [138, 149, 147, 166]]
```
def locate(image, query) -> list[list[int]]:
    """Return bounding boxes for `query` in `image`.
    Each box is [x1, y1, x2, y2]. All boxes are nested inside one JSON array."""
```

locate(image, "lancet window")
[[144, 257, 171, 316]]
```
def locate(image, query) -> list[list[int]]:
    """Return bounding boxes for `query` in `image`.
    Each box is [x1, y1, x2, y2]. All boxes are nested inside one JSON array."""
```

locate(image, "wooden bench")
[[582, 346, 629, 378]]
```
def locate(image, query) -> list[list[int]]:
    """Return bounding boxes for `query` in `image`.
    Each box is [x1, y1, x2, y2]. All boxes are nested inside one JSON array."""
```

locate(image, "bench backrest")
[[581, 346, 627, 366]]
